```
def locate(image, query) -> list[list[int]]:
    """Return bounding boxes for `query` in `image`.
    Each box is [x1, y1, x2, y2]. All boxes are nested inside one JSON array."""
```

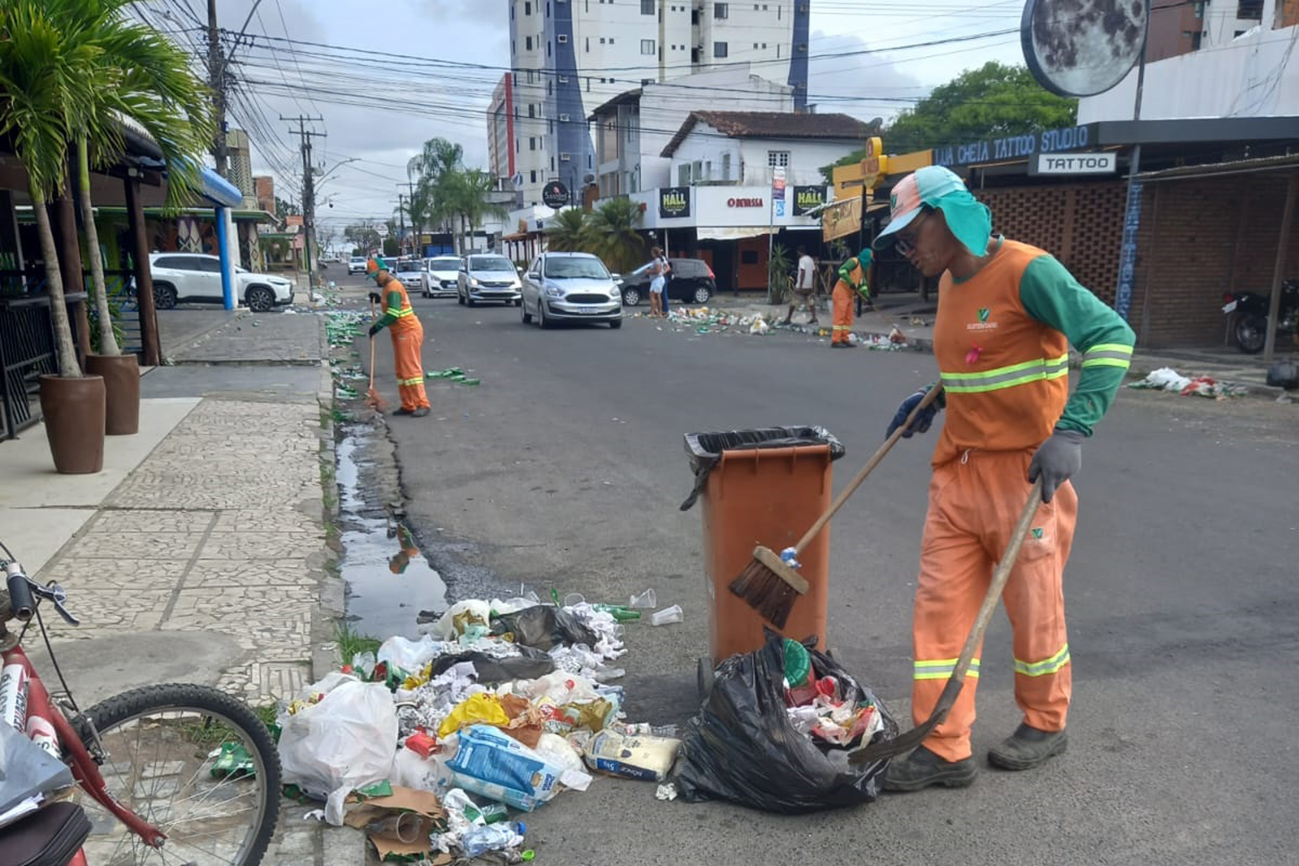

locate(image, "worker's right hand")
[[368, 291, 382, 305], [887, 386, 944, 439]]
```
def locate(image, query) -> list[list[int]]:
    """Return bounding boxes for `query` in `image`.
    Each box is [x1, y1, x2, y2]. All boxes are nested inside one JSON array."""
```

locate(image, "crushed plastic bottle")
[[461, 821, 526, 857]]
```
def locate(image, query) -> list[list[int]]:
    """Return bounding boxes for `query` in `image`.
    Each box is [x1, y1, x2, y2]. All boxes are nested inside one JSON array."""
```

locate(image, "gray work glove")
[[1028, 429, 1085, 503]]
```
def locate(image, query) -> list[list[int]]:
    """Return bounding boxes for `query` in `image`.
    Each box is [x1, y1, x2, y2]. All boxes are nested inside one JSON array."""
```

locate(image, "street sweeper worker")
[[367, 256, 431, 418], [874, 165, 1135, 793], [831, 248, 872, 348]]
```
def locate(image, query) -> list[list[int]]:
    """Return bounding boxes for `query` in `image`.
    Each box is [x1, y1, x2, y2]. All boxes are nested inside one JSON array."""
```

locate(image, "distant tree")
[[343, 221, 381, 254], [545, 208, 589, 252], [275, 196, 299, 227], [821, 62, 1078, 181], [584, 198, 645, 275]]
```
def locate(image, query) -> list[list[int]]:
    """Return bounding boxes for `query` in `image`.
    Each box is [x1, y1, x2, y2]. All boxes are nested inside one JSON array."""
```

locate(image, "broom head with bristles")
[[728, 545, 809, 629]]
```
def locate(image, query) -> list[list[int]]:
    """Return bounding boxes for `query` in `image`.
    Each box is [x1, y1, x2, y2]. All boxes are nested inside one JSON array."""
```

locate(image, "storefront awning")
[[695, 227, 768, 241], [1133, 152, 1299, 182]]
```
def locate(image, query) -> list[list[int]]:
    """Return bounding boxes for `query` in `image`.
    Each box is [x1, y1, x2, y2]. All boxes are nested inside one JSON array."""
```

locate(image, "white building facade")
[[1079, 0, 1299, 122], [502, 0, 810, 209]]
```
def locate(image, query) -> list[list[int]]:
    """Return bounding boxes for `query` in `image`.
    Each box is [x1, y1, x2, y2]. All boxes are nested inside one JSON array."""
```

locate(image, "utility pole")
[[283, 115, 325, 299], [207, 0, 227, 177], [406, 179, 418, 257]]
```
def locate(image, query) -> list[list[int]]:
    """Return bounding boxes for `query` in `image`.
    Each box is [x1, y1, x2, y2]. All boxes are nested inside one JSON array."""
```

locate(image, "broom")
[[365, 298, 386, 411], [729, 385, 945, 628]]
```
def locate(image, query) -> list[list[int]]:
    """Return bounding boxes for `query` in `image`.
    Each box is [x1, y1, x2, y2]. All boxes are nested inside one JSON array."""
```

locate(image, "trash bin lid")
[[680, 426, 844, 511]]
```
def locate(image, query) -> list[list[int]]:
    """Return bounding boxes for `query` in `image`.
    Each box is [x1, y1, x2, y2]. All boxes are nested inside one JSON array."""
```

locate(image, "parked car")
[[616, 257, 716, 307], [458, 254, 523, 306], [148, 253, 294, 312], [422, 256, 461, 298], [520, 252, 622, 329], [348, 256, 367, 275]]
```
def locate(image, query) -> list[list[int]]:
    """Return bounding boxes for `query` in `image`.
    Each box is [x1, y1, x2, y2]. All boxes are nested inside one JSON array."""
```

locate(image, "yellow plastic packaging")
[[437, 693, 509, 739]]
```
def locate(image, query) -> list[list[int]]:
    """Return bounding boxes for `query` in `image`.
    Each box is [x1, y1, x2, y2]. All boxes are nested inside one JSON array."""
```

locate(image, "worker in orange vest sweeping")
[[367, 256, 430, 418], [874, 165, 1135, 792], [831, 248, 872, 348]]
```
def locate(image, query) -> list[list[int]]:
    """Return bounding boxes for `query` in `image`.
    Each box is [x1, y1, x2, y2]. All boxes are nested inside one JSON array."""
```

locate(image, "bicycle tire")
[[74, 683, 281, 866]]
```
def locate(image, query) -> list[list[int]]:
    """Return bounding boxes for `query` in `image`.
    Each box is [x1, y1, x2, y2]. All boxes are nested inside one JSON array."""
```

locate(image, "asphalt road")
[[352, 276, 1299, 866]]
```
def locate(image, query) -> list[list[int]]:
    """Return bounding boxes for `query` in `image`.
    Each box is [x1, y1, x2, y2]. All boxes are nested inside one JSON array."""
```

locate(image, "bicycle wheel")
[[72, 684, 281, 866]]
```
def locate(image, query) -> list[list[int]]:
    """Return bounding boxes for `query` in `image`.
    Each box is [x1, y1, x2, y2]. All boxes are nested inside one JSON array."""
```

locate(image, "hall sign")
[[933, 124, 1095, 168], [659, 186, 691, 219], [793, 185, 826, 216], [727, 196, 764, 208], [1029, 151, 1117, 176]]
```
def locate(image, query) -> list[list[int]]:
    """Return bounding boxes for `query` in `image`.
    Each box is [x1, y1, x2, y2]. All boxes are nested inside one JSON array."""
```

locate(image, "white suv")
[[149, 253, 294, 312], [348, 256, 367, 275]]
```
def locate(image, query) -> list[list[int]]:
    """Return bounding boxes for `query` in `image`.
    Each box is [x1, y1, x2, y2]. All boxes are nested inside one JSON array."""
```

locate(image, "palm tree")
[[57, 0, 213, 356], [409, 137, 463, 244], [443, 168, 508, 256], [545, 208, 589, 252], [585, 197, 646, 275], [0, 1, 100, 377]]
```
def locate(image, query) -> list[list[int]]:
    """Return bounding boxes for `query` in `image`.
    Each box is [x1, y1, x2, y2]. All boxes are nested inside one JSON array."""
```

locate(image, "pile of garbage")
[[426, 367, 481, 387], [642, 306, 913, 349], [1128, 367, 1248, 399], [276, 590, 684, 862], [325, 310, 370, 349]]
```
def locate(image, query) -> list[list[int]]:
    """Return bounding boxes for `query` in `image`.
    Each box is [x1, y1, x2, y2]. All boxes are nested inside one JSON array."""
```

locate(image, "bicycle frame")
[[2, 643, 166, 851]]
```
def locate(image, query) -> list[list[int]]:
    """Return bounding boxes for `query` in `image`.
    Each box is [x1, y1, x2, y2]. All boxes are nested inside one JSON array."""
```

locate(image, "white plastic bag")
[[277, 677, 398, 824], [376, 634, 444, 672]]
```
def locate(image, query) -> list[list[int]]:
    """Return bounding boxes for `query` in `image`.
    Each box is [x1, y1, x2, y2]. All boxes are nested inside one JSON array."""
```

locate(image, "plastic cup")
[[629, 589, 657, 609], [650, 605, 683, 626], [563, 592, 586, 607]]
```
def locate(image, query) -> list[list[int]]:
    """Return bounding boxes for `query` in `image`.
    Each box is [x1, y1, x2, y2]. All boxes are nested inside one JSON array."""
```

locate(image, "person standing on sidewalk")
[[831, 248, 872, 348], [783, 246, 819, 326], [873, 165, 1134, 792], [367, 256, 431, 418]]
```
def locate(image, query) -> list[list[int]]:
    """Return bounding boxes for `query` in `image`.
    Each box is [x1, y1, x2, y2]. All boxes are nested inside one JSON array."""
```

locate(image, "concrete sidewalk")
[[3, 309, 365, 864]]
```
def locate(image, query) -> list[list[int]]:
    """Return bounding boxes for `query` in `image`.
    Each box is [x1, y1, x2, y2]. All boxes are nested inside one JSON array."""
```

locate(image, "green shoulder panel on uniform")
[[1019, 254, 1135, 437]]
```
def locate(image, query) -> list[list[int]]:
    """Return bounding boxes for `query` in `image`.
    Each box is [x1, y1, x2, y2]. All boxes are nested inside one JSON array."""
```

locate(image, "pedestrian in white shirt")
[[783, 246, 819, 325]]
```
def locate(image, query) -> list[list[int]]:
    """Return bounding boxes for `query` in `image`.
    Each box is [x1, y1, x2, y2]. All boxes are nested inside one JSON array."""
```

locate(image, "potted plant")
[[0, 0, 105, 472], [70, 0, 213, 435]]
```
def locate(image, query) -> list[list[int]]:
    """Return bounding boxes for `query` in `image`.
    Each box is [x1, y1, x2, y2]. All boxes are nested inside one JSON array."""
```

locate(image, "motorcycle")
[[1222, 280, 1299, 354]]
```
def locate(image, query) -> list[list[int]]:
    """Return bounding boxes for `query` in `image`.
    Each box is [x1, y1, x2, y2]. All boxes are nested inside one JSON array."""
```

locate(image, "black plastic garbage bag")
[[491, 605, 598, 651], [673, 631, 897, 813], [680, 426, 845, 510], [429, 648, 556, 684]]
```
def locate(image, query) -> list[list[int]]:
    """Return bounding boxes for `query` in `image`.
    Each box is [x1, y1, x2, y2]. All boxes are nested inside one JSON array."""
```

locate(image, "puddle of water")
[[336, 432, 448, 639]]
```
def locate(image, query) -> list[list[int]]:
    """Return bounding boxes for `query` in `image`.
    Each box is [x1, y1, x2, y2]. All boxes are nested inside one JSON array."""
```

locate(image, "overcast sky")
[[137, 0, 1027, 239]]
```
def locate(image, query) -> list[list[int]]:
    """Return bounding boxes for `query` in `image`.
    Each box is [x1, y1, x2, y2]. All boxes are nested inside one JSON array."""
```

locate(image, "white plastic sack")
[[277, 677, 398, 824], [376, 634, 444, 671], [426, 600, 493, 641]]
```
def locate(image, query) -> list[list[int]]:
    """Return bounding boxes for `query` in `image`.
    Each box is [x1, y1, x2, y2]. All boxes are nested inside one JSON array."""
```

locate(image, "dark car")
[[617, 258, 716, 307]]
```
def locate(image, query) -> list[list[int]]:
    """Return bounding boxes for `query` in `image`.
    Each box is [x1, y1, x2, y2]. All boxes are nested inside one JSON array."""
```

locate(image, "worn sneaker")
[[880, 745, 977, 793], [987, 724, 1068, 771], [411, 407, 430, 418]]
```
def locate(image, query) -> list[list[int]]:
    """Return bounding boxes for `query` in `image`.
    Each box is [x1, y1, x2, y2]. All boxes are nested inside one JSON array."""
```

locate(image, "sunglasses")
[[893, 209, 931, 256]]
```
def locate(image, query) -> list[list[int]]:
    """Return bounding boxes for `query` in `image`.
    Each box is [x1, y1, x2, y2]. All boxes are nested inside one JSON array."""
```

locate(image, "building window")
[[528, 104, 535, 118], [525, 0, 531, 13], [560, 113, 570, 122], [586, 37, 590, 52], [721, 152, 731, 180], [715, 1, 728, 17], [641, 0, 655, 12], [768, 150, 790, 167], [714, 41, 728, 57], [600, 37, 606, 44], [551, 157, 555, 170], [679, 164, 691, 185], [547, 80, 552, 94], [516, 138, 520, 153], [642, 39, 656, 54], [693, 159, 703, 180], [558, 33, 568, 42], [530, 170, 537, 183], [1188, 30, 1202, 50], [559, 75, 569, 83], [1236, 0, 1262, 20], [529, 137, 537, 150], [525, 36, 533, 51]]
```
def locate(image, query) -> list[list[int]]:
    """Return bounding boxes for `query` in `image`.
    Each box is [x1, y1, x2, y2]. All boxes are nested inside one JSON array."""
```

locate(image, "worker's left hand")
[[368, 291, 382, 305], [1028, 429, 1085, 503], [367, 323, 380, 338]]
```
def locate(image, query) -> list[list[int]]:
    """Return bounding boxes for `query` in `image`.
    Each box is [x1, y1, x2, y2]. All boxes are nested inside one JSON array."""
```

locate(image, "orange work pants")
[[390, 321, 429, 412], [832, 281, 855, 345], [911, 449, 1077, 762]]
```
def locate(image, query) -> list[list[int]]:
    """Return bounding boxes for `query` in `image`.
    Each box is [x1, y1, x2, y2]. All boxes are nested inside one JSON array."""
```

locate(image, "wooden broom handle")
[[791, 385, 944, 556]]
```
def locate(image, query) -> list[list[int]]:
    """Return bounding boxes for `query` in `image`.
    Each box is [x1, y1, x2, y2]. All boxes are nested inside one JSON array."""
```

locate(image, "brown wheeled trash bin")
[[681, 428, 845, 689]]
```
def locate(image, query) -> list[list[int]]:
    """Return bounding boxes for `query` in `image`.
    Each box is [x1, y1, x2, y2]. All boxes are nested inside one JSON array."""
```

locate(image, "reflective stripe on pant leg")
[[995, 455, 1077, 732], [832, 283, 853, 343], [392, 327, 430, 411], [911, 462, 993, 763]]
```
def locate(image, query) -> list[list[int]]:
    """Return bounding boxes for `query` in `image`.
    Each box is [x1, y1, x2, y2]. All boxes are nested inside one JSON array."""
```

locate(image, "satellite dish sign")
[[1021, 0, 1149, 98]]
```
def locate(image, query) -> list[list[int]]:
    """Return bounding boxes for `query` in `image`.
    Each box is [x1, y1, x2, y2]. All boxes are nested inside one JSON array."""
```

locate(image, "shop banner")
[[659, 187, 691, 219], [793, 186, 826, 216]]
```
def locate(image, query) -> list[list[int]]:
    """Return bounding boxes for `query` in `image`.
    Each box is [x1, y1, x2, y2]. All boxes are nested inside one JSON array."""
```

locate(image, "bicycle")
[[0, 542, 281, 865]]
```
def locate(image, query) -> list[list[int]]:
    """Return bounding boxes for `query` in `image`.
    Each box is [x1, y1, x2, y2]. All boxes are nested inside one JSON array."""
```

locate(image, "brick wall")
[[1131, 174, 1299, 347], [976, 181, 1126, 304]]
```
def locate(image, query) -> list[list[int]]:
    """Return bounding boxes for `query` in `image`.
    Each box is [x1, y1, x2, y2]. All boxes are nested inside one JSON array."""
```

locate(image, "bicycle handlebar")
[[6, 561, 35, 622]]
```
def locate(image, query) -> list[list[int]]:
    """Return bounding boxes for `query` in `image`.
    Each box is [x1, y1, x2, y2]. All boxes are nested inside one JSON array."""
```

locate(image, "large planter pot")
[[85, 353, 140, 435], [39, 375, 106, 475]]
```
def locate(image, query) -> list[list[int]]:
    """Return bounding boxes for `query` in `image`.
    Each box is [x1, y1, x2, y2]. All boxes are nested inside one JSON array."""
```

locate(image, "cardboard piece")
[[343, 785, 448, 861]]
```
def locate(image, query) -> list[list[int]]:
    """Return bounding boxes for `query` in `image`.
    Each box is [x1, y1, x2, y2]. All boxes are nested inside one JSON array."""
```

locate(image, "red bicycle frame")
[[2, 644, 166, 854]]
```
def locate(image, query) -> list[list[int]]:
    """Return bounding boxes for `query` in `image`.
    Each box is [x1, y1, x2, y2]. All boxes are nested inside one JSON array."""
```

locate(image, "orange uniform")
[[913, 239, 1133, 762], [831, 256, 869, 346]]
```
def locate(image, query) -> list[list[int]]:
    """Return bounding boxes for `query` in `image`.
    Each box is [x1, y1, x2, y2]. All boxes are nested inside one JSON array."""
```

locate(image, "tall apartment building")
[[1145, 0, 1298, 60], [502, 0, 810, 208], [226, 129, 260, 211]]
